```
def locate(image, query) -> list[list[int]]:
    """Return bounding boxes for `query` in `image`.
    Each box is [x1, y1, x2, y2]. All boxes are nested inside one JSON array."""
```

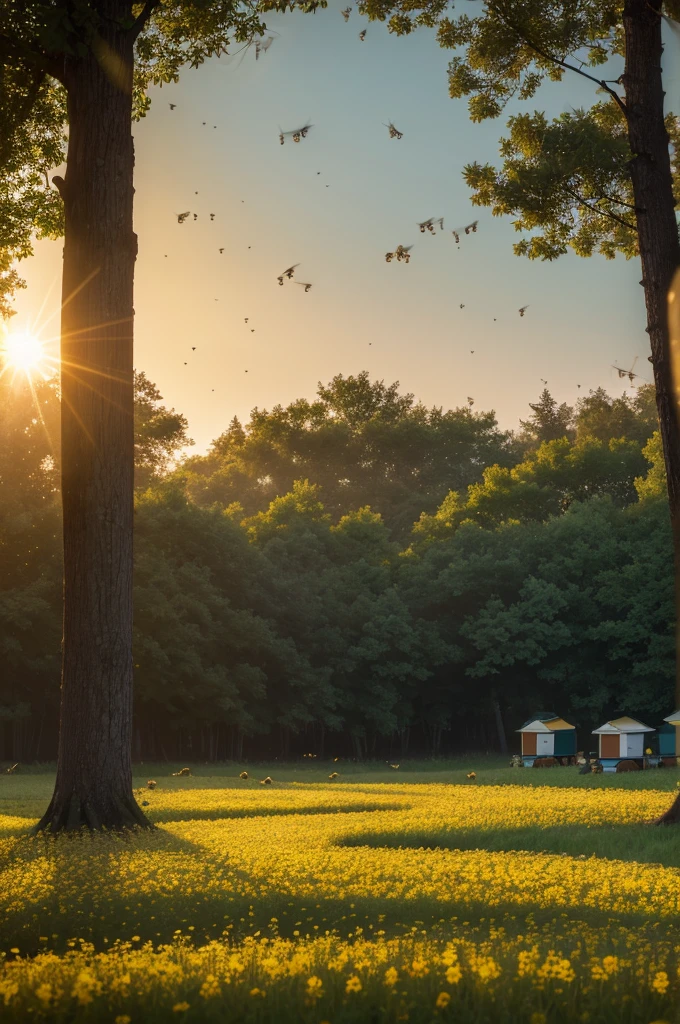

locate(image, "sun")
[[0, 329, 55, 381], [2, 330, 44, 370]]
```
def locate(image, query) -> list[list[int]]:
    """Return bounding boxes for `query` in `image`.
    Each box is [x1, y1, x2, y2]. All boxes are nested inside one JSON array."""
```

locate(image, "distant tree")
[[133, 372, 192, 490], [181, 372, 518, 537], [575, 384, 658, 444], [518, 389, 574, 448]]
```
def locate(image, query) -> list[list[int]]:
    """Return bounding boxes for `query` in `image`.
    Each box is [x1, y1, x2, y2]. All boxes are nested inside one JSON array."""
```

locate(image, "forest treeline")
[[1, 370, 671, 762]]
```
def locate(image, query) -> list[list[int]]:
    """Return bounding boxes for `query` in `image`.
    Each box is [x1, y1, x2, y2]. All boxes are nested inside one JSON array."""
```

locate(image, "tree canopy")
[[1, 369, 671, 763]]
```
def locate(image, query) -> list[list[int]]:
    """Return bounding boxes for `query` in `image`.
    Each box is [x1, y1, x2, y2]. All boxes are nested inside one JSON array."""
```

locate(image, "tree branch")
[[128, 0, 162, 40], [561, 184, 636, 230], [0, 33, 65, 83], [484, 1, 629, 119]]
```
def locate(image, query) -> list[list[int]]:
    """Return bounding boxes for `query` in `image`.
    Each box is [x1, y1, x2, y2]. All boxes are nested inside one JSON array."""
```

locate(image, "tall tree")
[[519, 388, 574, 449], [360, 0, 680, 817], [1, 0, 319, 831]]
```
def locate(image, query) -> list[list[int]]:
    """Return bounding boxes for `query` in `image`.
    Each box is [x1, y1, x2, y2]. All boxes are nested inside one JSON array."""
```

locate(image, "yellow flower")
[[384, 967, 399, 987], [306, 976, 324, 1001], [445, 965, 462, 985], [199, 974, 221, 999], [35, 984, 52, 1006], [172, 1003, 190, 1013], [71, 970, 102, 1006], [249, 987, 266, 997], [651, 972, 669, 994], [115, 1017, 132, 1024], [345, 975, 362, 993], [435, 991, 451, 1009], [530, 1014, 547, 1024], [408, 958, 429, 978]]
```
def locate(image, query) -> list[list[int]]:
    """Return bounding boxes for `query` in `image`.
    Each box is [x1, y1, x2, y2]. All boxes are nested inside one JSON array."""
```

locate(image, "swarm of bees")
[[466, 771, 477, 780], [279, 122, 313, 145], [419, 217, 444, 235], [277, 263, 300, 285], [328, 771, 339, 779], [385, 244, 412, 263], [146, 779, 157, 789], [172, 767, 192, 777], [260, 776, 273, 785], [239, 771, 249, 779], [384, 121, 403, 139]]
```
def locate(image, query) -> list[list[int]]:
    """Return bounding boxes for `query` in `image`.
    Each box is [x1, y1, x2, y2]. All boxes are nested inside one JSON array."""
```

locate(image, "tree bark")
[[35, 13, 149, 832], [621, 0, 680, 824], [492, 697, 507, 754]]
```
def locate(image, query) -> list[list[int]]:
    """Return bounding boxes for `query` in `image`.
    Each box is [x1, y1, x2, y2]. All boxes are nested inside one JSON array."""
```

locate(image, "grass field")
[[3, 757, 680, 1022]]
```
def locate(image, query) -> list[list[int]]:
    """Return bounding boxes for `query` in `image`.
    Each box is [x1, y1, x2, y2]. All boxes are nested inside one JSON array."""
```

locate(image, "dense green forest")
[[0, 370, 671, 761]]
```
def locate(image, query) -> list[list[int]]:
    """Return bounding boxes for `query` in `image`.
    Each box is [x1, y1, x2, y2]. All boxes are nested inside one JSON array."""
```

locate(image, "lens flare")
[[1, 330, 45, 372]]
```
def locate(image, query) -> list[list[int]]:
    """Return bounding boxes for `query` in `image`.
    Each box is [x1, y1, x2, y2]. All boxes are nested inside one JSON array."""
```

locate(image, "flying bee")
[[359, 28, 366, 40], [255, 34, 275, 60], [277, 263, 300, 285], [210, 213, 215, 221], [341, 6, 352, 19], [612, 357, 639, 383], [176, 211, 190, 224], [296, 282, 313, 292], [384, 121, 403, 139], [385, 244, 412, 263], [518, 305, 529, 317], [418, 217, 444, 234], [452, 220, 478, 242], [279, 122, 313, 145]]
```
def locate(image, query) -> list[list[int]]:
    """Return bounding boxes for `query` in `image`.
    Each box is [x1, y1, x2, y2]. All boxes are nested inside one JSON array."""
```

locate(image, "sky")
[[9, 3, 679, 455]]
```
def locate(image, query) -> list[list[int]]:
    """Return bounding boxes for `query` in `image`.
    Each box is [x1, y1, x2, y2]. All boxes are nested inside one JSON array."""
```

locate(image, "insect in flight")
[[359, 29, 366, 40], [341, 6, 352, 20], [452, 221, 478, 244], [518, 305, 529, 317], [279, 122, 313, 145], [255, 34, 275, 60], [612, 357, 639, 384], [277, 264, 300, 285], [176, 211, 190, 224], [296, 282, 313, 293], [418, 217, 444, 235], [384, 121, 403, 139], [385, 244, 412, 263]]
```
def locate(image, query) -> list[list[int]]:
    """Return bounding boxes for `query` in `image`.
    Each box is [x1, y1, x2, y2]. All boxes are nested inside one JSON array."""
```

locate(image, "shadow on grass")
[[337, 822, 680, 867]]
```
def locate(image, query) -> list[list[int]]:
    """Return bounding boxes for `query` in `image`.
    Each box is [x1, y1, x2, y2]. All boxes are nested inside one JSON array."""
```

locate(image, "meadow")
[[3, 758, 680, 1022]]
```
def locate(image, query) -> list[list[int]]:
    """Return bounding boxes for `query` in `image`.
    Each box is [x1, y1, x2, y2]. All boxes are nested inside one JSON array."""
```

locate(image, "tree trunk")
[[35, 18, 149, 832], [622, 0, 680, 825], [492, 697, 507, 754]]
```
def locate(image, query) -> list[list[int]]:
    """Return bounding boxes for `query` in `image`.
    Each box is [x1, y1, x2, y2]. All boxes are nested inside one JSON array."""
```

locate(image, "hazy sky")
[[11, 3, 678, 454]]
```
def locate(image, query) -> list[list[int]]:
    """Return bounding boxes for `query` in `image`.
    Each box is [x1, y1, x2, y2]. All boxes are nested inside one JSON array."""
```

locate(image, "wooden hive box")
[[517, 712, 576, 766], [660, 711, 680, 757], [592, 716, 655, 771]]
